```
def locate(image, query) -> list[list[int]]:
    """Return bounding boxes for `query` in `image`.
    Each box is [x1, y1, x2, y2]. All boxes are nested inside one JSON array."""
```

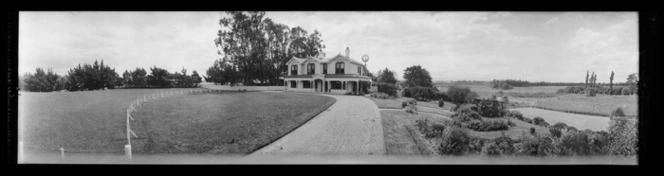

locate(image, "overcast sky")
[[19, 11, 638, 83]]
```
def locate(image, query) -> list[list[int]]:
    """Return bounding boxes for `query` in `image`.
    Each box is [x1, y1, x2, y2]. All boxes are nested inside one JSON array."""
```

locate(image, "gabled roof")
[[288, 54, 366, 68]]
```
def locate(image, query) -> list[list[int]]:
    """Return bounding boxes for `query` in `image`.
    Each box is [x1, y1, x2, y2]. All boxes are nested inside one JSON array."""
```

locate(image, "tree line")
[[206, 11, 325, 86], [21, 59, 202, 92]]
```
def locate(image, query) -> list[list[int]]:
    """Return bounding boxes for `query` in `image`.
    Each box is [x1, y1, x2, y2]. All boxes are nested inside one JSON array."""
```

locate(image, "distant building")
[[284, 47, 371, 94]]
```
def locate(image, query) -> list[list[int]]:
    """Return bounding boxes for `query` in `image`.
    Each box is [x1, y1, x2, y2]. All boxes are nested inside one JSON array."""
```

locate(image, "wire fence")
[[17, 88, 241, 163]]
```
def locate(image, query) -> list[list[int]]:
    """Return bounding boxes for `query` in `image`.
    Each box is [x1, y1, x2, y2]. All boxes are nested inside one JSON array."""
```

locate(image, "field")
[[436, 84, 638, 117], [131, 92, 335, 154], [18, 89, 334, 156], [513, 107, 611, 131]]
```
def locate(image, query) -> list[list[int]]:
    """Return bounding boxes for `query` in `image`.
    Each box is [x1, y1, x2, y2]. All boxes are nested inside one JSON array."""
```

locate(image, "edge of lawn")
[[249, 92, 337, 154]]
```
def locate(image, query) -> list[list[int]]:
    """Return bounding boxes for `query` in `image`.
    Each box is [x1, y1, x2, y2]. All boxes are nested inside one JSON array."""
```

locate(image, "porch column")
[[311, 79, 314, 92], [356, 80, 359, 94]]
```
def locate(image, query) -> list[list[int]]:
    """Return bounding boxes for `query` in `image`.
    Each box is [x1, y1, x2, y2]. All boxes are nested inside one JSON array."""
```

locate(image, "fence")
[[17, 88, 228, 163]]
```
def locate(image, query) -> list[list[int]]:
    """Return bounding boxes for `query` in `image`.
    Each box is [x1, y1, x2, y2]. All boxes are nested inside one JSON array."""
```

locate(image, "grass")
[[19, 88, 199, 153], [19, 89, 334, 155], [380, 110, 449, 155], [530, 94, 638, 117], [366, 97, 403, 109], [131, 92, 335, 154], [511, 107, 611, 132], [466, 118, 551, 140]]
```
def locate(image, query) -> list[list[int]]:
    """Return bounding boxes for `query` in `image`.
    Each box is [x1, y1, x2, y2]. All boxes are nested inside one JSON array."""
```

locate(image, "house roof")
[[289, 54, 366, 67]]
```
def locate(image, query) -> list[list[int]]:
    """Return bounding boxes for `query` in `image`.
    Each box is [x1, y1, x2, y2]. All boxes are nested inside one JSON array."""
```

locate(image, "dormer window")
[[291, 65, 298, 75], [307, 63, 315, 75], [322, 63, 328, 74], [335, 62, 345, 74]]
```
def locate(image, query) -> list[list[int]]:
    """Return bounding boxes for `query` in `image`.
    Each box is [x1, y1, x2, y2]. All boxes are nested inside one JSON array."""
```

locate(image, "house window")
[[290, 81, 297, 88], [331, 81, 341, 89], [291, 65, 298, 75], [303, 81, 312, 88], [335, 62, 345, 74], [307, 63, 315, 75], [322, 63, 327, 74], [357, 66, 362, 75]]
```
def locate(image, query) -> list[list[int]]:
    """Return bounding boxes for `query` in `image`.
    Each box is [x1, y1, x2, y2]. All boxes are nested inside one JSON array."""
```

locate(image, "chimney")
[[345, 47, 350, 58]]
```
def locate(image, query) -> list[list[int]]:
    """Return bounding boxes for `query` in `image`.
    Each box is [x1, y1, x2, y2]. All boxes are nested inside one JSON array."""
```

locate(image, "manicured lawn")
[[531, 94, 638, 117], [512, 107, 610, 131], [130, 92, 335, 154], [18, 88, 200, 154], [380, 110, 447, 156], [19, 89, 334, 156], [366, 97, 403, 109]]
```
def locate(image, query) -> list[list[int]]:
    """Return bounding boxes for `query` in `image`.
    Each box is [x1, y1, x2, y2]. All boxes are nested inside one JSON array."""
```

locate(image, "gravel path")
[[245, 94, 385, 160]]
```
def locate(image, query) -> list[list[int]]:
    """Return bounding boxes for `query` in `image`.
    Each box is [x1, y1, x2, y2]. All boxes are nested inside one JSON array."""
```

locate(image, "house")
[[284, 47, 371, 94]]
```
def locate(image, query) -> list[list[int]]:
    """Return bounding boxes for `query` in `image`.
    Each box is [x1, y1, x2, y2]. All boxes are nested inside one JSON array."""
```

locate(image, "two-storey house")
[[284, 47, 371, 94]]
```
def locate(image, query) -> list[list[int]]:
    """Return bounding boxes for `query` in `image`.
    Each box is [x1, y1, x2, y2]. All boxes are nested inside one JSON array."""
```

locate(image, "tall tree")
[[403, 65, 433, 87], [585, 70, 589, 87], [23, 67, 62, 92], [377, 67, 398, 84], [626, 73, 638, 85], [610, 71, 615, 91]]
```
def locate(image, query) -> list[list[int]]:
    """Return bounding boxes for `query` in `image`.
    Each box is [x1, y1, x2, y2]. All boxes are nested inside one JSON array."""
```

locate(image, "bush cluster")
[[376, 82, 398, 97], [370, 92, 393, 99], [22, 68, 67, 92], [475, 98, 507, 118], [505, 110, 533, 123], [532, 117, 550, 127], [557, 86, 637, 95], [466, 118, 510, 132], [437, 127, 472, 155], [402, 86, 444, 101]]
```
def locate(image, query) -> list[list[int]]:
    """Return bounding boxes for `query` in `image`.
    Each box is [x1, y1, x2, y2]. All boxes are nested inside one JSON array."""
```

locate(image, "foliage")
[[403, 86, 439, 101], [404, 104, 418, 114], [402, 65, 433, 88], [475, 98, 507, 118], [205, 58, 238, 86], [437, 127, 472, 155], [586, 87, 598, 97], [22, 68, 65, 92], [214, 11, 325, 86], [611, 107, 626, 117], [376, 67, 398, 84], [532, 117, 550, 127], [65, 60, 121, 91], [451, 104, 481, 122], [549, 128, 562, 138], [376, 83, 398, 97], [514, 135, 556, 156], [557, 85, 636, 95], [446, 85, 478, 108], [552, 122, 569, 130], [607, 116, 638, 156], [370, 92, 393, 99], [438, 99, 445, 108], [491, 79, 514, 90], [530, 127, 537, 135]]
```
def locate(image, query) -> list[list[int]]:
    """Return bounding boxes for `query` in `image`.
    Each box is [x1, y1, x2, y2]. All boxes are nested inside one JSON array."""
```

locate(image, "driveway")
[[245, 93, 385, 161]]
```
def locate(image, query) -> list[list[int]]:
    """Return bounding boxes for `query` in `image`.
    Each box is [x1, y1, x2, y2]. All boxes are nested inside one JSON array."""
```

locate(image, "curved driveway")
[[245, 93, 385, 160]]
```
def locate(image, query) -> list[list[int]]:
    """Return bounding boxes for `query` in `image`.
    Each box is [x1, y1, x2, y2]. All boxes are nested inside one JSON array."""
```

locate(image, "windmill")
[[362, 54, 370, 67]]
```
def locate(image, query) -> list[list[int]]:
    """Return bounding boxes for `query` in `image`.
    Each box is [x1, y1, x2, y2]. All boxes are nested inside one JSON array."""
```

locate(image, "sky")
[[19, 11, 638, 83]]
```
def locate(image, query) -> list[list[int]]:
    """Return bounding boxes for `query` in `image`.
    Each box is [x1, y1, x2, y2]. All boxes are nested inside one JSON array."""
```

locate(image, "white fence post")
[[18, 141, 23, 163], [127, 109, 134, 121], [60, 148, 65, 160], [125, 144, 132, 160]]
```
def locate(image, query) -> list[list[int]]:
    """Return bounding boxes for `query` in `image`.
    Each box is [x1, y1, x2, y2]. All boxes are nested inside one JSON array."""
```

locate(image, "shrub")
[[22, 68, 65, 92], [480, 119, 510, 131], [438, 99, 445, 108], [476, 98, 507, 118], [370, 92, 392, 99], [430, 123, 446, 139], [435, 91, 451, 101], [451, 104, 481, 122], [530, 127, 537, 135], [481, 142, 501, 156], [507, 118, 516, 127], [447, 85, 478, 107], [404, 104, 418, 114], [550, 128, 562, 138], [611, 107, 626, 117], [559, 130, 592, 155], [376, 83, 398, 97], [532, 117, 550, 127], [607, 116, 638, 156], [514, 135, 556, 156], [566, 126, 578, 132], [437, 127, 472, 155], [586, 88, 598, 97], [505, 110, 523, 119], [552, 122, 568, 130], [403, 86, 439, 101]]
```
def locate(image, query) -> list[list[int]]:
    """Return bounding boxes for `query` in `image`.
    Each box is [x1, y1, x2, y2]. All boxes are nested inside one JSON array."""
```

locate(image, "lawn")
[[380, 110, 448, 156], [18, 89, 334, 156], [512, 107, 611, 131], [530, 94, 638, 117], [18, 88, 199, 154], [130, 92, 335, 154]]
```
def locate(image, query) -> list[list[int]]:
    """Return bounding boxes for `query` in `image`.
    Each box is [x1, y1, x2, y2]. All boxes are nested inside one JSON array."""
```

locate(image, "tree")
[[376, 67, 398, 84], [147, 66, 171, 87], [191, 70, 202, 87], [609, 71, 615, 91], [213, 11, 324, 86], [585, 70, 589, 87], [403, 65, 432, 88], [66, 59, 120, 91], [23, 67, 63, 92], [626, 73, 638, 85], [446, 85, 477, 108]]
